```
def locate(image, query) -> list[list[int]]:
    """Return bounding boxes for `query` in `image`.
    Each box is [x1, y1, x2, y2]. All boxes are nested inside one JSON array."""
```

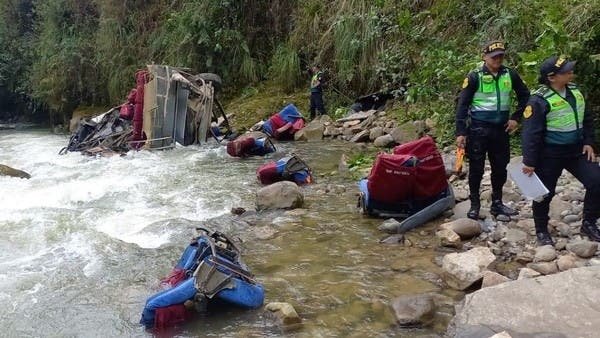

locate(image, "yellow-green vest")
[[535, 84, 585, 144], [470, 69, 513, 124], [311, 71, 323, 92]]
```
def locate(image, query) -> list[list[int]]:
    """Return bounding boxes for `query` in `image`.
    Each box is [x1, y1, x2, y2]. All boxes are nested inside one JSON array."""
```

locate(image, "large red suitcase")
[[256, 162, 279, 185], [367, 153, 416, 204], [393, 136, 447, 199]]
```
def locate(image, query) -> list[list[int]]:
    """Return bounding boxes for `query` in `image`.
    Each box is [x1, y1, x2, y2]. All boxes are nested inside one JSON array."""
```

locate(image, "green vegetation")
[[0, 0, 598, 142]]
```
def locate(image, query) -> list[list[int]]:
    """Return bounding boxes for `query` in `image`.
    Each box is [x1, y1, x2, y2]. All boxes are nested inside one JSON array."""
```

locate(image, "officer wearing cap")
[[521, 55, 600, 245], [308, 64, 326, 120], [456, 40, 530, 220]]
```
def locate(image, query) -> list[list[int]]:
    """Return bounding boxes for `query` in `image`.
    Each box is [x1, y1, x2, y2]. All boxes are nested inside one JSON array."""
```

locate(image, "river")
[[0, 130, 457, 337]]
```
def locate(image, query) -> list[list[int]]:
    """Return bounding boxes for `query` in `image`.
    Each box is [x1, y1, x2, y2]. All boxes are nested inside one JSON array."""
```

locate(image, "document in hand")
[[507, 162, 549, 202]]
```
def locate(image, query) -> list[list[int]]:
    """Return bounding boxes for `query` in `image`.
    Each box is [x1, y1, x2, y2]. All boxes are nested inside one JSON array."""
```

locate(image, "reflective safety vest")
[[535, 84, 585, 145], [311, 71, 323, 92], [470, 69, 513, 124]]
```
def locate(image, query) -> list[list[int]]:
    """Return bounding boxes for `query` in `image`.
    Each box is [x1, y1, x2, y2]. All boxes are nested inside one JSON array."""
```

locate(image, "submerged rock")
[[265, 302, 302, 327], [391, 294, 435, 327], [0, 164, 31, 179]]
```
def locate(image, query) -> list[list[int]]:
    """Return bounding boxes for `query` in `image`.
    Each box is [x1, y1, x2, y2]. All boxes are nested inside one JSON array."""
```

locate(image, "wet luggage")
[[140, 229, 264, 329], [226, 134, 276, 157], [257, 155, 313, 185], [261, 104, 305, 140], [358, 136, 454, 232]]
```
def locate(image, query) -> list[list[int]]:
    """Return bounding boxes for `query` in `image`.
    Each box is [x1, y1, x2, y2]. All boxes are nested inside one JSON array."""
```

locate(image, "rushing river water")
[[0, 130, 458, 337]]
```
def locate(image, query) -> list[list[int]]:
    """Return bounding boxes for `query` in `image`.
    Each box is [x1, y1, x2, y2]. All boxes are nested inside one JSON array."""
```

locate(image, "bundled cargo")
[[260, 104, 305, 140], [140, 228, 264, 330], [257, 154, 313, 185], [226, 132, 276, 157], [358, 136, 454, 233]]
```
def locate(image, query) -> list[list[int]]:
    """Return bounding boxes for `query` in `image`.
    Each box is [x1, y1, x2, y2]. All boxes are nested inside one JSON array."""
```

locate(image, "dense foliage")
[[0, 0, 598, 143]]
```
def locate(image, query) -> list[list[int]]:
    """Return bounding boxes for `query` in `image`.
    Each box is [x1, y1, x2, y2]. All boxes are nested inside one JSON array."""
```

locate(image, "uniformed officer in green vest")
[[521, 55, 600, 245], [455, 40, 530, 220], [309, 64, 326, 119]]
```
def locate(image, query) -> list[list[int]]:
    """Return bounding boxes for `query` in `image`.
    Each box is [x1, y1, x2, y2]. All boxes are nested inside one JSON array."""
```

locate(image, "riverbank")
[[222, 92, 600, 336]]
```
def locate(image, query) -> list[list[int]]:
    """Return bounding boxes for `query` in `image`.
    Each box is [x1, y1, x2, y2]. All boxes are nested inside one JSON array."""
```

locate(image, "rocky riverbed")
[[253, 109, 600, 337]]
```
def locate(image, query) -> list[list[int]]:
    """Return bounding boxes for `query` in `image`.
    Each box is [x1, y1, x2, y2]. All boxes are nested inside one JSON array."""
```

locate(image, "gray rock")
[[369, 126, 384, 140], [481, 271, 510, 288], [436, 229, 461, 248], [534, 245, 557, 262], [391, 294, 435, 327], [378, 218, 402, 232], [502, 229, 528, 245], [563, 214, 581, 223], [557, 254, 579, 271], [527, 261, 558, 275], [256, 181, 304, 210], [555, 238, 568, 250], [451, 200, 471, 220], [294, 118, 324, 141], [566, 240, 598, 258], [389, 121, 420, 144], [440, 218, 482, 239], [517, 267, 541, 279], [380, 234, 405, 245], [336, 110, 376, 123], [556, 222, 571, 237], [0, 164, 31, 179], [350, 129, 370, 143], [442, 247, 496, 290], [265, 302, 302, 326], [450, 265, 600, 338], [515, 219, 534, 231], [373, 134, 394, 147], [550, 198, 572, 220]]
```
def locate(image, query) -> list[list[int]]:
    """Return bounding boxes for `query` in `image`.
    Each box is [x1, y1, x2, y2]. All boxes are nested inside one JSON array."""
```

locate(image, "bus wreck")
[[61, 65, 233, 156]]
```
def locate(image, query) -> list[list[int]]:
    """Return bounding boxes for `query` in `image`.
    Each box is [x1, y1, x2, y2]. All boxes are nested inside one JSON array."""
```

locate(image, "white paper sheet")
[[507, 162, 549, 202]]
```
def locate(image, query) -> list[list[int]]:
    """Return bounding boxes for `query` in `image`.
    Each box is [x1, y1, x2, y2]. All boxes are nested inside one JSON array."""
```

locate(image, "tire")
[[195, 73, 222, 93]]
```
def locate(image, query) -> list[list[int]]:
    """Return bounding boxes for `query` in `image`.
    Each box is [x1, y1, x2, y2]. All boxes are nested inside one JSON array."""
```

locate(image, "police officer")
[[522, 55, 600, 245], [456, 40, 530, 219], [309, 64, 326, 119]]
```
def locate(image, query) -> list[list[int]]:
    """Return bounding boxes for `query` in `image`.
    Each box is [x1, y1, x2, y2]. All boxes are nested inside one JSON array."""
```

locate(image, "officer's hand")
[[456, 136, 466, 149], [522, 165, 535, 177], [583, 145, 595, 162], [505, 119, 518, 133]]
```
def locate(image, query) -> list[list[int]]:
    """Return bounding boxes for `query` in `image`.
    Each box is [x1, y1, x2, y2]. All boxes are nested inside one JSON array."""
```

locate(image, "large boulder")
[[294, 117, 326, 141], [449, 265, 600, 338], [0, 164, 31, 179], [442, 247, 496, 290], [256, 181, 304, 210]]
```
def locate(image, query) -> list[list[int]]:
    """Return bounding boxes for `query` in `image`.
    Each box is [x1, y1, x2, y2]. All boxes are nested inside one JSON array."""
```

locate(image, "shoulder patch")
[[523, 105, 533, 119], [462, 77, 469, 89]]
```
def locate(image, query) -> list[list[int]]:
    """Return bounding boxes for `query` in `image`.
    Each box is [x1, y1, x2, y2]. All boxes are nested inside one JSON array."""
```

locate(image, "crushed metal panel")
[[174, 83, 191, 145]]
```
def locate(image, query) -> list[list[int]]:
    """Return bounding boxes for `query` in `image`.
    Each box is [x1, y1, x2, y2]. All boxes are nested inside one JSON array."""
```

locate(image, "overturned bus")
[[61, 65, 233, 156]]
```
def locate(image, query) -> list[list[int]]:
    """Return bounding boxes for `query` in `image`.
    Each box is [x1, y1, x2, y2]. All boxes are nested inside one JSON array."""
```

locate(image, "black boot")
[[536, 232, 554, 246], [581, 220, 600, 242], [490, 199, 518, 217], [467, 197, 480, 220]]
